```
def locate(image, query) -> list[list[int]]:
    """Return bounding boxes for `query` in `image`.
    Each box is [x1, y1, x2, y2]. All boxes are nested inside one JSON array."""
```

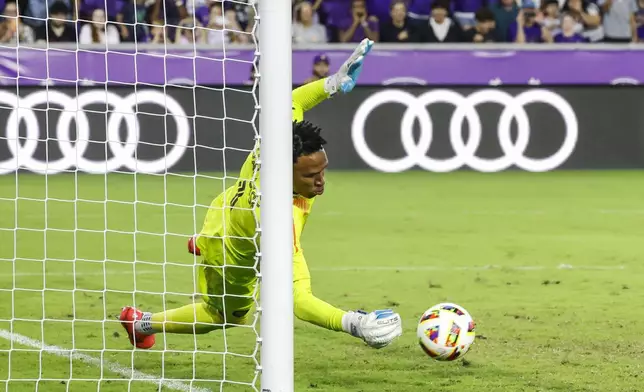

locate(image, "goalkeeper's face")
[[293, 151, 328, 198]]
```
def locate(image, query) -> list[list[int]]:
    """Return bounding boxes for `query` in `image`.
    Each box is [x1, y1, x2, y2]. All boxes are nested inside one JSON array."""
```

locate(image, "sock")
[[136, 303, 226, 335], [134, 312, 154, 334]]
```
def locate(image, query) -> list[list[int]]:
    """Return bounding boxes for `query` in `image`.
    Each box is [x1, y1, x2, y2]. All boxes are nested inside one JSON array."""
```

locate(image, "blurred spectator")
[[35, 1, 77, 42], [222, 7, 249, 43], [79, 7, 120, 43], [79, 0, 125, 22], [338, 0, 379, 43], [0, 0, 35, 43], [491, 0, 519, 41], [185, 0, 207, 18], [598, 0, 636, 42], [203, 1, 225, 45], [117, 0, 152, 42], [292, 0, 324, 24], [380, 0, 421, 42], [228, 0, 256, 31], [24, 0, 74, 28], [202, 2, 250, 46], [419, 0, 462, 42], [149, 18, 165, 42], [541, 0, 562, 35], [461, 7, 497, 41], [554, 12, 588, 40], [562, 0, 602, 42], [174, 17, 201, 44], [149, 0, 183, 27], [453, 0, 488, 29], [509, 1, 552, 42], [293, 1, 328, 43], [303, 54, 329, 83]]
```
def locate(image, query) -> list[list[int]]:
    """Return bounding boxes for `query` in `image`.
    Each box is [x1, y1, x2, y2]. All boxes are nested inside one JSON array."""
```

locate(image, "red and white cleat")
[[119, 306, 155, 349], [188, 236, 201, 256]]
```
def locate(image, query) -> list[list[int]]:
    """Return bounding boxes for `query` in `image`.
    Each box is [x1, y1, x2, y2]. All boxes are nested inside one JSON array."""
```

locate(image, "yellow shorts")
[[196, 235, 257, 323], [195, 232, 312, 323], [197, 263, 256, 323]]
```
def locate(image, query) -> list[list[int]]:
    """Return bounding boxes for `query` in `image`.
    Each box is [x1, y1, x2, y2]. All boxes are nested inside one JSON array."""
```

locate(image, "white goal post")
[[258, 0, 294, 391], [0, 0, 293, 391]]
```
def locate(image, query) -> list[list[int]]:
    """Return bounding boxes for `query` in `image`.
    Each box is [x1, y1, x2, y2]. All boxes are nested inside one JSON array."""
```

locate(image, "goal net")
[[0, 1, 269, 390]]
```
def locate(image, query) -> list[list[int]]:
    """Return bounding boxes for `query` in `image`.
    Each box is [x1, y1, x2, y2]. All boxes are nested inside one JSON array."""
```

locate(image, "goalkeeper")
[[120, 39, 402, 350]]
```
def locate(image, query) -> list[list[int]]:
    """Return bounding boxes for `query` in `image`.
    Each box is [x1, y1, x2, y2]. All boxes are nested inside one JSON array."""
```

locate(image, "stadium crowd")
[[0, 0, 643, 45]]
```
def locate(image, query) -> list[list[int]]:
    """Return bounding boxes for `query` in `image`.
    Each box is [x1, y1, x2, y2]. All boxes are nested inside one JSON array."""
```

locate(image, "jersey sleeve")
[[292, 78, 330, 123], [292, 205, 311, 283]]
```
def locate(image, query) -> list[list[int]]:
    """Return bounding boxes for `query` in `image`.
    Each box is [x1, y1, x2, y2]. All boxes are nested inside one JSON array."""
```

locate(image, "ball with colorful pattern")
[[417, 303, 476, 361]]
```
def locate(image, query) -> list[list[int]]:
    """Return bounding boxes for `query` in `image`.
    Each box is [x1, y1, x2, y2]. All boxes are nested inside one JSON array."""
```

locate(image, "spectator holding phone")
[[510, 0, 553, 42]]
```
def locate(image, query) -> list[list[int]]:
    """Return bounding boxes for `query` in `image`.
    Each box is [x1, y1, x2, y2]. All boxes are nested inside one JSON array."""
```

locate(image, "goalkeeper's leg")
[[120, 263, 255, 349]]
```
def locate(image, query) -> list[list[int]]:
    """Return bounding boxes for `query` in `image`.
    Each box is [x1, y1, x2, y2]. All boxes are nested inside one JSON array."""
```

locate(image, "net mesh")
[[0, 1, 261, 390]]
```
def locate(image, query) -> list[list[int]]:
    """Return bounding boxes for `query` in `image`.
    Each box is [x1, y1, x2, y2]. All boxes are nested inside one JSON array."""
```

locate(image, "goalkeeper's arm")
[[289, 39, 402, 349], [292, 38, 374, 122], [293, 271, 402, 349]]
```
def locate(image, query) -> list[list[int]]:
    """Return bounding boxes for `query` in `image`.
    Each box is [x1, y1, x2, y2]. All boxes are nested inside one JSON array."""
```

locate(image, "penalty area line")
[[0, 330, 211, 392]]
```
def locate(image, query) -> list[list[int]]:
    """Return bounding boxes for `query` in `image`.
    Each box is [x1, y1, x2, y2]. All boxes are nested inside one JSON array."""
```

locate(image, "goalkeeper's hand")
[[324, 38, 374, 96], [343, 309, 402, 349]]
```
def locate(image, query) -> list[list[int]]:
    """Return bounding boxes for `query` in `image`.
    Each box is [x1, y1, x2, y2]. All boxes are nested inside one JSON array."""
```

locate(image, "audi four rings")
[[0, 90, 190, 175], [351, 89, 579, 173]]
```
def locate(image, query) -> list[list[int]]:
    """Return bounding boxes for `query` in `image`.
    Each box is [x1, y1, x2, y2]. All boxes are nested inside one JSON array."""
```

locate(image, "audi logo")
[[351, 89, 579, 173], [0, 90, 191, 175]]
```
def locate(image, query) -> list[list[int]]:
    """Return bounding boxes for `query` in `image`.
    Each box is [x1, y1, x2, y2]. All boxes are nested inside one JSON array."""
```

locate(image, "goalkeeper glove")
[[324, 38, 374, 97], [342, 309, 402, 349]]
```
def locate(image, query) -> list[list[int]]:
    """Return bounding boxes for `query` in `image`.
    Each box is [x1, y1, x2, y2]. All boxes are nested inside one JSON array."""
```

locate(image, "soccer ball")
[[417, 303, 476, 361]]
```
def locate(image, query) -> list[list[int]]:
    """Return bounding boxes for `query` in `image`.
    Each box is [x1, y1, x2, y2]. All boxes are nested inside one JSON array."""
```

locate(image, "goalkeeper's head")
[[293, 120, 328, 199]]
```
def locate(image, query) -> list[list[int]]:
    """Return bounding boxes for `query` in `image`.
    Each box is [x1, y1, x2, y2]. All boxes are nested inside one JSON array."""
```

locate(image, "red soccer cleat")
[[188, 236, 201, 256], [119, 306, 155, 349]]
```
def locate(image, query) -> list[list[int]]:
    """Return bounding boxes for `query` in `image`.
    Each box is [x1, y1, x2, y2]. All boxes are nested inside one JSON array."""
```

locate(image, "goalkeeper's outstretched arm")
[[292, 38, 374, 123], [289, 39, 403, 349]]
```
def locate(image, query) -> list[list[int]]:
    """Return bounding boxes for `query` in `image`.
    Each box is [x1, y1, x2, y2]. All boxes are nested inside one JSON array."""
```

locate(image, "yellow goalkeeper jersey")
[[195, 79, 327, 288]]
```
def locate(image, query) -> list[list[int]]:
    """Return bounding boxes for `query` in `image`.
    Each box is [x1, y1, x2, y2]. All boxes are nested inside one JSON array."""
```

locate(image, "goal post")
[[0, 0, 293, 390], [257, 0, 294, 390]]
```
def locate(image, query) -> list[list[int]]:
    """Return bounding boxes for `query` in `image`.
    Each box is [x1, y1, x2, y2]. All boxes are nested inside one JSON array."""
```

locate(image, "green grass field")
[[0, 170, 643, 392]]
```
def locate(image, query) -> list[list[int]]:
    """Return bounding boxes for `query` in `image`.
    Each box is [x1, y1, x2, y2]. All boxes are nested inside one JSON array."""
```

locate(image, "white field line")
[[310, 264, 627, 272], [0, 264, 626, 278], [0, 330, 212, 392], [2, 270, 160, 278]]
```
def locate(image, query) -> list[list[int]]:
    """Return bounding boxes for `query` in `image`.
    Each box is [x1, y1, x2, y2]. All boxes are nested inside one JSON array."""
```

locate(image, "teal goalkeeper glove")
[[324, 38, 374, 97], [342, 309, 402, 349]]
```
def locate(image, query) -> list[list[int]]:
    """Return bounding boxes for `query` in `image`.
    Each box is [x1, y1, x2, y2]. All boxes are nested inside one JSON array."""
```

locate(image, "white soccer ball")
[[417, 303, 476, 361]]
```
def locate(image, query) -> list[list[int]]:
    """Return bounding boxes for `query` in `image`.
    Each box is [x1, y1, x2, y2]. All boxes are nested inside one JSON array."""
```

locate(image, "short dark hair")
[[431, 0, 450, 11], [475, 7, 494, 22], [293, 120, 327, 163], [49, 1, 70, 15], [390, 0, 407, 10]]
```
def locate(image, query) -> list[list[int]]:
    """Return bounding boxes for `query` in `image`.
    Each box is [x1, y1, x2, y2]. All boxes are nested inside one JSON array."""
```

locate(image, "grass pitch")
[[0, 170, 643, 392]]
